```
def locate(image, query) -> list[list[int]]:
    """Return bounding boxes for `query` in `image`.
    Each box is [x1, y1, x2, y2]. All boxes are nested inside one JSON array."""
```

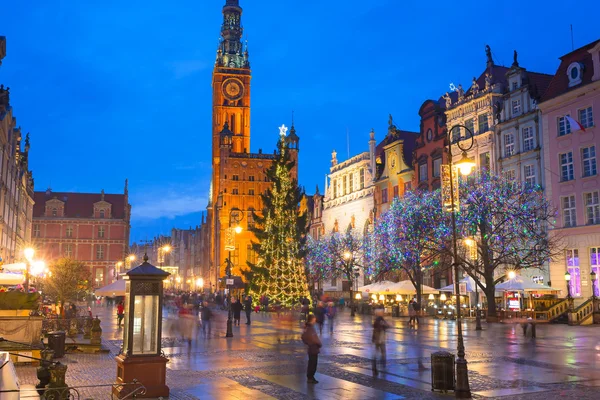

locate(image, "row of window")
[[418, 157, 442, 182], [33, 225, 109, 238], [380, 182, 412, 204], [47, 208, 108, 218], [228, 243, 258, 266], [559, 145, 597, 182], [332, 169, 366, 199], [229, 174, 264, 182], [503, 126, 535, 158], [502, 164, 537, 187], [558, 107, 594, 136], [565, 248, 600, 297], [452, 114, 489, 141], [562, 191, 600, 227]]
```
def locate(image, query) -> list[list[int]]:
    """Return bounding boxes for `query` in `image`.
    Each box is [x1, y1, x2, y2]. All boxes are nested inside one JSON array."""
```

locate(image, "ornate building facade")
[[32, 185, 131, 287], [372, 120, 418, 218], [0, 36, 35, 264], [208, 0, 299, 288], [495, 51, 553, 189], [443, 47, 507, 176], [540, 39, 600, 299], [320, 133, 377, 292]]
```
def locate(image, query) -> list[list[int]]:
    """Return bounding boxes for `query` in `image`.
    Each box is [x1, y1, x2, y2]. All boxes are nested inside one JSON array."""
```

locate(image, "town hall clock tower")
[[211, 0, 251, 205], [207, 0, 299, 291]]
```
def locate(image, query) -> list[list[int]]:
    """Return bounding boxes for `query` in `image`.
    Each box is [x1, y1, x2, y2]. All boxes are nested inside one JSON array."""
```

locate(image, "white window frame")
[[504, 133, 515, 157], [579, 106, 594, 128], [560, 152, 574, 181], [562, 195, 577, 227], [522, 126, 534, 152], [558, 115, 572, 136], [524, 164, 536, 187], [584, 191, 600, 225], [512, 99, 521, 115], [582, 145, 597, 177], [96, 244, 104, 260]]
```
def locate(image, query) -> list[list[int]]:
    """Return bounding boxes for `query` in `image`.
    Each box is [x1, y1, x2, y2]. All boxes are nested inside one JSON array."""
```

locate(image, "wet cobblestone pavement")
[[14, 305, 600, 399]]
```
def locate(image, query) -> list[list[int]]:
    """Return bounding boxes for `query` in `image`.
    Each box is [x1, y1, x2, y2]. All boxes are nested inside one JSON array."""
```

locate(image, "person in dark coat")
[[371, 309, 389, 375], [301, 314, 322, 383], [200, 301, 213, 337], [244, 296, 252, 325], [232, 298, 243, 326], [314, 301, 326, 335]]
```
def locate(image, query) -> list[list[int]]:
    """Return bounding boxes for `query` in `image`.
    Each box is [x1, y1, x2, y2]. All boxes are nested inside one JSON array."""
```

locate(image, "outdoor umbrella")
[[388, 280, 438, 295], [0, 272, 25, 286], [94, 279, 126, 297], [495, 275, 558, 292], [438, 277, 482, 293]]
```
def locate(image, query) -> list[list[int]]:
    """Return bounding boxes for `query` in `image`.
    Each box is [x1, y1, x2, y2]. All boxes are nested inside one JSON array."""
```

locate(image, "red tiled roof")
[[540, 39, 600, 102], [33, 191, 127, 219], [525, 71, 554, 100]]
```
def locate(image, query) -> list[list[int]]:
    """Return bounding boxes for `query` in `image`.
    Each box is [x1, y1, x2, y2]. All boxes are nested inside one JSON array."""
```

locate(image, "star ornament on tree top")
[[279, 124, 288, 137]]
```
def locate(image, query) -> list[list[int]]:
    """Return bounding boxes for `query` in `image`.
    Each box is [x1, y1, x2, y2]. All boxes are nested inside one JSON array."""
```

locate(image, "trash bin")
[[47, 331, 66, 358], [431, 351, 455, 392], [392, 304, 400, 317]]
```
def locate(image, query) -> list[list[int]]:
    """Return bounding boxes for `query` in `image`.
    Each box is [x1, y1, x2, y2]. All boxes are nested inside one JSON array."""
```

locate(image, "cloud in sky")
[[130, 184, 208, 221]]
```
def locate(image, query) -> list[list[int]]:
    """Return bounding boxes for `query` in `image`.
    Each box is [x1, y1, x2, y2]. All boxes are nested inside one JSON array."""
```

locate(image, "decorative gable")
[[93, 200, 112, 219], [45, 198, 65, 217]]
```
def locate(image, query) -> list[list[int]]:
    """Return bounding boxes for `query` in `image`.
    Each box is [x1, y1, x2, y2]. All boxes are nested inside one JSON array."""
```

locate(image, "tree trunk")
[[484, 273, 497, 320]]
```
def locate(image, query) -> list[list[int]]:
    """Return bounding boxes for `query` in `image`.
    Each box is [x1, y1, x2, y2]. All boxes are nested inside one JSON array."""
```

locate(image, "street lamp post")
[[225, 208, 244, 338], [24, 247, 35, 293], [443, 123, 476, 399], [591, 270, 597, 300], [565, 271, 572, 299]]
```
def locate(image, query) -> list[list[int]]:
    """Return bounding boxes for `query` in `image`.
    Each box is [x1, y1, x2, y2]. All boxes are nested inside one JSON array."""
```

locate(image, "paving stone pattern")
[[13, 305, 600, 399]]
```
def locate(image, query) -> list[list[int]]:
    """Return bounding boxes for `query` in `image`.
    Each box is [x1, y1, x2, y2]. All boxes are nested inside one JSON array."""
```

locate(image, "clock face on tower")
[[222, 78, 244, 101]]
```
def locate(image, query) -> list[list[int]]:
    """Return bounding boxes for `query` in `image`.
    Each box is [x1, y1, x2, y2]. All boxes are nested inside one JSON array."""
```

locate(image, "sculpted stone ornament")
[[443, 92, 452, 109], [471, 77, 479, 94], [485, 44, 493, 66], [513, 50, 519, 67], [90, 316, 102, 345], [485, 73, 492, 91], [457, 84, 464, 101]]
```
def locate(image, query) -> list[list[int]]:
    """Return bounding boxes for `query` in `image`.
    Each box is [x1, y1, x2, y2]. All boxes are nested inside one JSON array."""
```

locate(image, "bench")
[[0, 351, 40, 399]]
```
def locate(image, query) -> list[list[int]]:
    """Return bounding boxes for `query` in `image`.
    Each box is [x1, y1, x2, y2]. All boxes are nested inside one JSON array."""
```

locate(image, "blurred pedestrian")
[[371, 308, 389, 375], [244, 296, 252, 325], [412, 298, 420, 325], [232, 298, 243, 326], [200, 301, 213, 337], [408, 300, 415, 326], [326, 302, 336, 334], [315, 301, 326, 335], [117, 301, 125, 327], [301, 314, 322, 384], [338, 297, 345, 311]]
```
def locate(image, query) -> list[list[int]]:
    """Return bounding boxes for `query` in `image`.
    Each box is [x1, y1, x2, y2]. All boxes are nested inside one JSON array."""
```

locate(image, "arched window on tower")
[[230, 114, 236, 134]]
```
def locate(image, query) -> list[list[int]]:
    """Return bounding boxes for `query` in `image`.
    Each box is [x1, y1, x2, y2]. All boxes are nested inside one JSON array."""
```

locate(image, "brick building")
[[0, 36, 35, 264], [32, 184, 131, 287], [208, 0, 299, 288]]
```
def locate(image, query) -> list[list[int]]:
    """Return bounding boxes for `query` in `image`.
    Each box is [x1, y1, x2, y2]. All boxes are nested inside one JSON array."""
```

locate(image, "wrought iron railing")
[[1, 380, 146, 399]]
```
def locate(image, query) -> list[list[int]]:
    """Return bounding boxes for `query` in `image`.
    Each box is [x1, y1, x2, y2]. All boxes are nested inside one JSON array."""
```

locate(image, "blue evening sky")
[[1, 1, 598, 242]]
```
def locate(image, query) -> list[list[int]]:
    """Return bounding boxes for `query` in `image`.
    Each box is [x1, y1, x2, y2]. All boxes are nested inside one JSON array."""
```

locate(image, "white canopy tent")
[[94, 279, 126, 297], [0, 272, 25, 286], [358, 280, 396, 293], [495, 275, 559, 292], [388, 280, 438, 295], [439, 277, 483, 293]]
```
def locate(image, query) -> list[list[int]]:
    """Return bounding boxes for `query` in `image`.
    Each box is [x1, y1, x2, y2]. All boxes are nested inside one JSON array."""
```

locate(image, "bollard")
[[83, 317, 92, 339], [90, 316, 102, 345], [68, 319, 78, 338], [47, 362, 69, 399], [36, 349, 55, 395]]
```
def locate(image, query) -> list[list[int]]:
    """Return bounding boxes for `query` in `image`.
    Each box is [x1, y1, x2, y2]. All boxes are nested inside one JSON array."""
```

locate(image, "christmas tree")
[[245, 126, 310, 307]]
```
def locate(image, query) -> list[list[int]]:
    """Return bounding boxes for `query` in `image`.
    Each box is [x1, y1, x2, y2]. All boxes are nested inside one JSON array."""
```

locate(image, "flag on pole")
[[565, 115, 586, 132]]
